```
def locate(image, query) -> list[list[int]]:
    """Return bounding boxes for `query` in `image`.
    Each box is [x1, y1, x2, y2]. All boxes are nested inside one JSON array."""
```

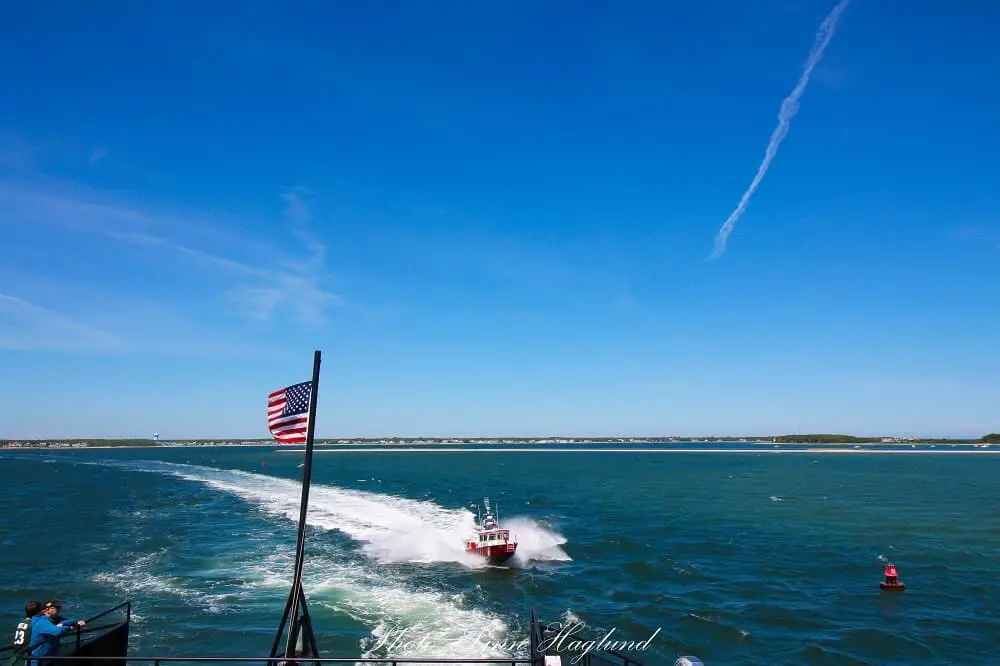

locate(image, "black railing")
[[82, 601, 132, 626], [73, 601, 132, 653], [6, 651, 529, 665], [528, 609, 545, 666], [1, 601, 132, 656], [4, 602, 643, 666]]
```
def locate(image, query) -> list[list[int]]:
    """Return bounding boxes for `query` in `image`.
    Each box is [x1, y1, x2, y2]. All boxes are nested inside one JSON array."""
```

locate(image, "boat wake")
[[79, 459, 569, 661], [135, 461, 570, 567]]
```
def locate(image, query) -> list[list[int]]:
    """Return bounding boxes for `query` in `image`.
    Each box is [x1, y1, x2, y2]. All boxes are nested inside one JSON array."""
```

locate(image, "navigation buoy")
[[880, 562, 905, 591]]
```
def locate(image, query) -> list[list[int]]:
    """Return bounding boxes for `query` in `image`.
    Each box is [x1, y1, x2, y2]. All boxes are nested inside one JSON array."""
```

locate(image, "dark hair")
[[25, 601, 41, 617]]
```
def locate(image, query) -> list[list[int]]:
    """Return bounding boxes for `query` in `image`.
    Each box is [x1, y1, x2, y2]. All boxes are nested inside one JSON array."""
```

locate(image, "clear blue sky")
[[2, 1, 998, 439]]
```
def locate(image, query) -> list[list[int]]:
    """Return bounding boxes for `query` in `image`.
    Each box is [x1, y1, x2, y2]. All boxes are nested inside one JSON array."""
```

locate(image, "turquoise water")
[[2, 446, 999, 664]]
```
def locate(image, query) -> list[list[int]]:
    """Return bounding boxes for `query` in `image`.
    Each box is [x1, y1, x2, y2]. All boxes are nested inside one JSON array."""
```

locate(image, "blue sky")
[[1, 0, 998, 439]]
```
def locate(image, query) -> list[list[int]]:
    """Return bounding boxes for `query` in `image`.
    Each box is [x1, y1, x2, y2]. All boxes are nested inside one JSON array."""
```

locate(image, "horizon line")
[[3, 432, 995, 442]]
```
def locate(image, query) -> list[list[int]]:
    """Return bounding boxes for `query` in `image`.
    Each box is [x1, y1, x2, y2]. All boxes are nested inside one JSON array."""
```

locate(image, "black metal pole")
[[283, 350, 322, 659], [269, 593, 293, 658]]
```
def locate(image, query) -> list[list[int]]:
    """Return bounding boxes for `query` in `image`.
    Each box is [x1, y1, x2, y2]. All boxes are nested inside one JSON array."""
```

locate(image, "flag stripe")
[[267, 380, 312, 445]]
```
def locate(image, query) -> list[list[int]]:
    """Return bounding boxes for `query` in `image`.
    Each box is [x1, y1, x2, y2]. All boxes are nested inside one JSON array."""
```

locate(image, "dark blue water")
[[2, 446, 998, 665]]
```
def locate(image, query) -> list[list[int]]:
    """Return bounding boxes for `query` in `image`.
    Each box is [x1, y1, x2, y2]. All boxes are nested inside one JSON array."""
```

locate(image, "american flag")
[[268, 381, 312, 444]]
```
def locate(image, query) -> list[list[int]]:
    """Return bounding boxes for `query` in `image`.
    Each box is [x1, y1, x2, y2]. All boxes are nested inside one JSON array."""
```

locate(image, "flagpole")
[[282, 349, 322, 659]]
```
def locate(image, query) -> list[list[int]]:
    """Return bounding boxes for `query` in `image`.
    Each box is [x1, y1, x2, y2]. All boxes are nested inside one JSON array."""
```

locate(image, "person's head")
[[41, 600, 62, 618], [24, 601, 41, 618]]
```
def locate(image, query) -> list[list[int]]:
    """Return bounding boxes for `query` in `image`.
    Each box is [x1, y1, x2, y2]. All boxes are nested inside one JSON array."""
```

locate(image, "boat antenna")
[[270, 350, 322, 664]]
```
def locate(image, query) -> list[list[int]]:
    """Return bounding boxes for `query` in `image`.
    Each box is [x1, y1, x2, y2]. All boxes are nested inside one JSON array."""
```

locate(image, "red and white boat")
[[465, 496, 517, 564]]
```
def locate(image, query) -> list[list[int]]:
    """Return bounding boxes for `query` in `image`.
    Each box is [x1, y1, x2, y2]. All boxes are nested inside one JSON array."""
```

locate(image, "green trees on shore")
[[771, 434, 987, 444], [772, 434, 878, 443]]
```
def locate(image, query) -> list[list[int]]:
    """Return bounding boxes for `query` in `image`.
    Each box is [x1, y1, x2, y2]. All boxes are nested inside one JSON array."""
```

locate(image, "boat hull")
[[468, 543, 517, 564]]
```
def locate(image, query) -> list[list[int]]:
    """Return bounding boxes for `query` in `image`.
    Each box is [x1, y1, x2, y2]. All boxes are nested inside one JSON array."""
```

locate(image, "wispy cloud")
[[110, 208, 341, 325], [280, 186, 328, 275], [838, 378, 956, 392], [0, 292, 119, 351], [88, 146, 110, 166], [646, 381, 687, 391], [0, 177, 343, 326], [947, 225, 1000, 249], [710, 0, 853, 260], [0, 134, 37, 170], [0, 176, 155, 231], [948, 225, 986, 240]]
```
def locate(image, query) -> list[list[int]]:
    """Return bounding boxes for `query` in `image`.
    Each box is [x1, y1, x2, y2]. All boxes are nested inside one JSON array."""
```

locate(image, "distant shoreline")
[[5, 444, 994, 455], [3, 442, 996, 456], [4, 436, 998, 448], [4, 430, 999, 453], [273, 447, 1000, 455], [2, 440, 996, 451]]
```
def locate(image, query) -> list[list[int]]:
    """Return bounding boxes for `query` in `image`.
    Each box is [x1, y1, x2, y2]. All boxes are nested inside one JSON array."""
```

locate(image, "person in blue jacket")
[[27, 601, 85, 666], [38, 602, 71, 627]]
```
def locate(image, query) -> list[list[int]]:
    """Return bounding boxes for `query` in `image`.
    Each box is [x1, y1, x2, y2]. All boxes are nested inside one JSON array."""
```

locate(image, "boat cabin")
[[474, 528, 512, 545]]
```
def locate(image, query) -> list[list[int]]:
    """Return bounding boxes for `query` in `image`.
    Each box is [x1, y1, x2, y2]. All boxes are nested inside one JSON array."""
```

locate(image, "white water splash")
[[148, 462, 570, 566], [504, 517, 571, 565], [710, 0, 853, 259], [92, 549, 246, 615], [89, 459, 569, 661]]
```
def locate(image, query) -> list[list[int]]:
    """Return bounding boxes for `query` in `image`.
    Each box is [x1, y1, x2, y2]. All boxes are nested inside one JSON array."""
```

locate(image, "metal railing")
[[4, 602, 643, 666], [0, 601, 132, 656], [42, 659, 530, 665], [73, 601, 133, 652]]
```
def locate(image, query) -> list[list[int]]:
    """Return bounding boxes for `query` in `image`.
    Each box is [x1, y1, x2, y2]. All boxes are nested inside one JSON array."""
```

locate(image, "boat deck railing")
[[0, 601, 132, 657], [4, 603, 642, 666], [42, 658, 530, 665]]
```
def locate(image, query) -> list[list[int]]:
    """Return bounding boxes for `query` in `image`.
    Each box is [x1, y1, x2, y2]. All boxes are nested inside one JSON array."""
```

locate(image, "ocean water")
[[2, 445, 999, 665]]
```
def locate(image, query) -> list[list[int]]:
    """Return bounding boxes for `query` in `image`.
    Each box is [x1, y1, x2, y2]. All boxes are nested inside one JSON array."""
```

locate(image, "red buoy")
[[880, 562, 905, 591]]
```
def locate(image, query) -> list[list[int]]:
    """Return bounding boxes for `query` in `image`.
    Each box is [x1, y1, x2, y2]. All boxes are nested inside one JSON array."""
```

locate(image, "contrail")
[[710, 0, 853, 260]]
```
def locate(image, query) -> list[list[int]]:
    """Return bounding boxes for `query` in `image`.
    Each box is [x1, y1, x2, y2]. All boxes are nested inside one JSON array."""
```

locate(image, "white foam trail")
[[562, 609, 585, 627], [92, 549, 246, 615], [143, 463, 569, 566], [238, 548, 517, 663], [710, 0, 852, 259], [92, 460, 568, 661]]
